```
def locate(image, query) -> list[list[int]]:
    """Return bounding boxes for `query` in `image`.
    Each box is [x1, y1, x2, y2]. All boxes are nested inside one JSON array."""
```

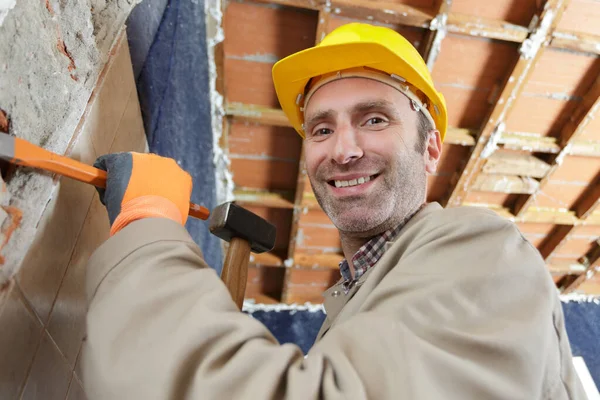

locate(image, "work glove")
[[93, 152, 193, 236]]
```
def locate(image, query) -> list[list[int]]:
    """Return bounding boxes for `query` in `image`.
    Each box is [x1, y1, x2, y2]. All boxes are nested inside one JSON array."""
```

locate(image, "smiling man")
[[83, 23, 585, 399]]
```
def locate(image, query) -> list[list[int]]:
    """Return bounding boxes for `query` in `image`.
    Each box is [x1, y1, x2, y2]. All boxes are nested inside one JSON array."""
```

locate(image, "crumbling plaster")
[[0, 0, 140, 281]]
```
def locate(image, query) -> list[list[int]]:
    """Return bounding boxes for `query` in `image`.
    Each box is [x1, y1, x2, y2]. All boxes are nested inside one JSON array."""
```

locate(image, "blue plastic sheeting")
[[247, 309, 326, 355], [127, 0, 222, 273], [250, 303, 600, 387], [563, 301, 600, 388]]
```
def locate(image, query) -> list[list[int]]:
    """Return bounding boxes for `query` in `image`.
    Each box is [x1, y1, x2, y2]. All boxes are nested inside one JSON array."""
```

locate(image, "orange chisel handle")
[[10, 137, 210, 220]]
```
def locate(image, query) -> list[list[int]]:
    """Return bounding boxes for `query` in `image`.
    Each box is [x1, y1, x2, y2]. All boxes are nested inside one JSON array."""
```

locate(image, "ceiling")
[[217, 0, 600, 303]]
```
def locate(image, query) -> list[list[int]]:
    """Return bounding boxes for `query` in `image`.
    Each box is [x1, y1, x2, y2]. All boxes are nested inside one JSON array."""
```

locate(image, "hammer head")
[[209, 202, 276, 254]]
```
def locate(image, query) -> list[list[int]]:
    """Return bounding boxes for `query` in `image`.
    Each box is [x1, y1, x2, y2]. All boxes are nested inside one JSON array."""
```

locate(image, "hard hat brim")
[[272, 41, 448, 141]]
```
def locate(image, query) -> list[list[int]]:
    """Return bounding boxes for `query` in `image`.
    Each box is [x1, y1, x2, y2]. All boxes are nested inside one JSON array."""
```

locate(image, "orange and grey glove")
[[93, 152, 193, 236]]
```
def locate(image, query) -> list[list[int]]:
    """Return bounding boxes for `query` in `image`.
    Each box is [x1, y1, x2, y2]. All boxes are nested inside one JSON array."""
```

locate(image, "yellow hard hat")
[[272, 23, 448, 141]]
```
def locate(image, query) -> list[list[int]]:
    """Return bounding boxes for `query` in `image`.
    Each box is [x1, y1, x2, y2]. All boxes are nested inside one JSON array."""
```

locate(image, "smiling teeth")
[[334, 176, 371, 188]]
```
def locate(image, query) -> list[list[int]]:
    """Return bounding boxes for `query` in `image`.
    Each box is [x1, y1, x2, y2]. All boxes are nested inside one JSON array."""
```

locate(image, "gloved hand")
[[94, 152, 193, 236]]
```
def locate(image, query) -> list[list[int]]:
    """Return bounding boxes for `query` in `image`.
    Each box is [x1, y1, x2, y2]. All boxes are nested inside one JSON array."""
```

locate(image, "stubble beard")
[[310, 152, 427, 238]]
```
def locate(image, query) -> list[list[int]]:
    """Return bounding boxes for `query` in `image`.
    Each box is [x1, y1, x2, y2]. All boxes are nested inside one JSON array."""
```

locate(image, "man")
[[84, 23, 585, 399]]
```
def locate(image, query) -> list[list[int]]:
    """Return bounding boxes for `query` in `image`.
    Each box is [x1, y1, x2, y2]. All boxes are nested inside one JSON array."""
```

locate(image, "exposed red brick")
[[0, 109, 8, 133], [44, 0, 55, 15], [56, 36, 77, 80], [0, 206, 23, 265]]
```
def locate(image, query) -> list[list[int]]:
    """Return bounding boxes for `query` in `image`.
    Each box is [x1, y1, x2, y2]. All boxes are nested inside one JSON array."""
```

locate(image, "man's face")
[[303, 78, 441, 237]]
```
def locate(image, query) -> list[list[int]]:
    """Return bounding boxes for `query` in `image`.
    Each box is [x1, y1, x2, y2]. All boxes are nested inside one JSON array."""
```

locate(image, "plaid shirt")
[[339, 205, 425, 292]]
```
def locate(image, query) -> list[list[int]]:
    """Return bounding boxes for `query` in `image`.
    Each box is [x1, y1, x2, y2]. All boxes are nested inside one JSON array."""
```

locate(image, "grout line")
[[64, 372, 76, 400], [44, 193, 96, 333], [14, 282, 46, 400], [106, 86, 137, 154]]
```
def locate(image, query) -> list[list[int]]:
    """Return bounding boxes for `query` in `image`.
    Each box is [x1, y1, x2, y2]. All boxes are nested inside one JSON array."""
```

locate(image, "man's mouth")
[[327, 174, 379, 188]]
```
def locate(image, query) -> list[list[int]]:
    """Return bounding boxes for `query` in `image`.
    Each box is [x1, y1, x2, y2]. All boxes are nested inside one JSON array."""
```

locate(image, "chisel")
[[0, 135, 210, 220]]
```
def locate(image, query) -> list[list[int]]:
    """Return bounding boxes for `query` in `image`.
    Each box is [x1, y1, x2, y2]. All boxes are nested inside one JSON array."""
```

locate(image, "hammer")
[[209, 202, 276, 309]]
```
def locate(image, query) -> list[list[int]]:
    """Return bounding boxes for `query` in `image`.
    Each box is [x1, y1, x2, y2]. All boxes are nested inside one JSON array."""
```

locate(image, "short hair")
[[415, 110, 433, 154]]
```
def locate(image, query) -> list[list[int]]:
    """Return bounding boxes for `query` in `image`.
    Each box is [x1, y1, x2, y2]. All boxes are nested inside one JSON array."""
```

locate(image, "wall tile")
[[0, 282, 43, 400], [17, 177, 95, 324], [87, 37, 135, 157], [46, 194, 109, 367], [21, 332, 72, 400], [109, 88, 148, 154], [67, 128, 97, 167], [74, 340, 84, 384], [66, 375, 87, 400]]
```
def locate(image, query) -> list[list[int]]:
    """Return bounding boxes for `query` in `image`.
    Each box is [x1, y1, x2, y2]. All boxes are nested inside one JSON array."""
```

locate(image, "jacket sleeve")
[[83, 215, 578, 400]]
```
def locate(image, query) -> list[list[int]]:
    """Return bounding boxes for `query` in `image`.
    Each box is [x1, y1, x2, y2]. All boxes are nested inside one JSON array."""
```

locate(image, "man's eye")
[[313, 128, 333, 136], [365, 117, 385, 126]]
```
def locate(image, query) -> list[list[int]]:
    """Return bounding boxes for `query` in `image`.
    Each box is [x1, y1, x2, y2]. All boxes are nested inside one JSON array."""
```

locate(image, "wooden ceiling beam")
[[551, 30, 600, 56], [513, 73, 600, 217], [482, 152, 551, 178], [294, 252, 344, 269], [233, 188, 295, 208], [499, 132, 560, 153], [444, 0, 570, 207], [461, 204, 585, 225], [420, 0, 452, 71], [471, 174, 538, 194], [562, 240, 600, 294], [226, 102, 289, 127], [446, 13, 529, 43], [255, 0, 532, 43]]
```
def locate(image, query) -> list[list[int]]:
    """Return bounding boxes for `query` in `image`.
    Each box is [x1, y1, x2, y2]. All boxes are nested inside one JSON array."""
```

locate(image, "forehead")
[[304, 77, 411, 117]]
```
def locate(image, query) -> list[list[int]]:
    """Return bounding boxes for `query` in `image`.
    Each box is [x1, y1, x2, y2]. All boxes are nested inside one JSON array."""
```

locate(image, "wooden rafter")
[[551, 30, 600, 56], [420, 0, 452, 71], [538, 225, 575, 260], [446, 13, 529, 43], [252, 0, 555, 45], [513, 73, 600, 218], [562, 239, 600, 294], [444, 0, 571, 207]]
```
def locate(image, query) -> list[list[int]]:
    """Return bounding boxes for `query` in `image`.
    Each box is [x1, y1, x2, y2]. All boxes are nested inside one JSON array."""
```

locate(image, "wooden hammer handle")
[[221, 237, 250, 309]]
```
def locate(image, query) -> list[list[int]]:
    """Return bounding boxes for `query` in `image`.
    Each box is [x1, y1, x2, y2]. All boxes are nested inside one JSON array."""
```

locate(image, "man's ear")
[[424, 130, 442, 174]]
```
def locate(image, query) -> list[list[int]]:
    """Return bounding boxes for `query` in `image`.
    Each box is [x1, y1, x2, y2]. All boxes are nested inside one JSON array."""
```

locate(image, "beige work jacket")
[[83, 203, 586, 399]]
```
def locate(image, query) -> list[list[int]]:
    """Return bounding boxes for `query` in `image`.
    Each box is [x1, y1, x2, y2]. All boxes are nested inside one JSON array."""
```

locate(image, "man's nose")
[[332, 124, 364, 164]]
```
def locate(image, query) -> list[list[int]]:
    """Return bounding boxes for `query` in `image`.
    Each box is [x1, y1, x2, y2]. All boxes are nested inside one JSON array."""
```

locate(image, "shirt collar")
[[338, 204, 426, 283]]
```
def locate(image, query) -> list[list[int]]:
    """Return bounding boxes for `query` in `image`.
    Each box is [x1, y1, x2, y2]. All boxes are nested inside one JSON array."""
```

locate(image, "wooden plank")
[[329, 0, 433, 28], [446, 13, 530, 43], [569, 140, 600, 157], [254, 0, 540, 44], [249, 252, 284, 266], [444, 0, 570, 207], [551, 30, 600, 55], [562, 240, 600, 294], [499, 132, 560, 153], [483, 151, 551, 178], [514, 73, 600, 217], [471, 174, 538, 194], [226, 102, 289, 126], [421, 0, 452, 70], [539, 225, 575, 260], [293, 252, 344, 269], [233, 188, 295, 208]]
